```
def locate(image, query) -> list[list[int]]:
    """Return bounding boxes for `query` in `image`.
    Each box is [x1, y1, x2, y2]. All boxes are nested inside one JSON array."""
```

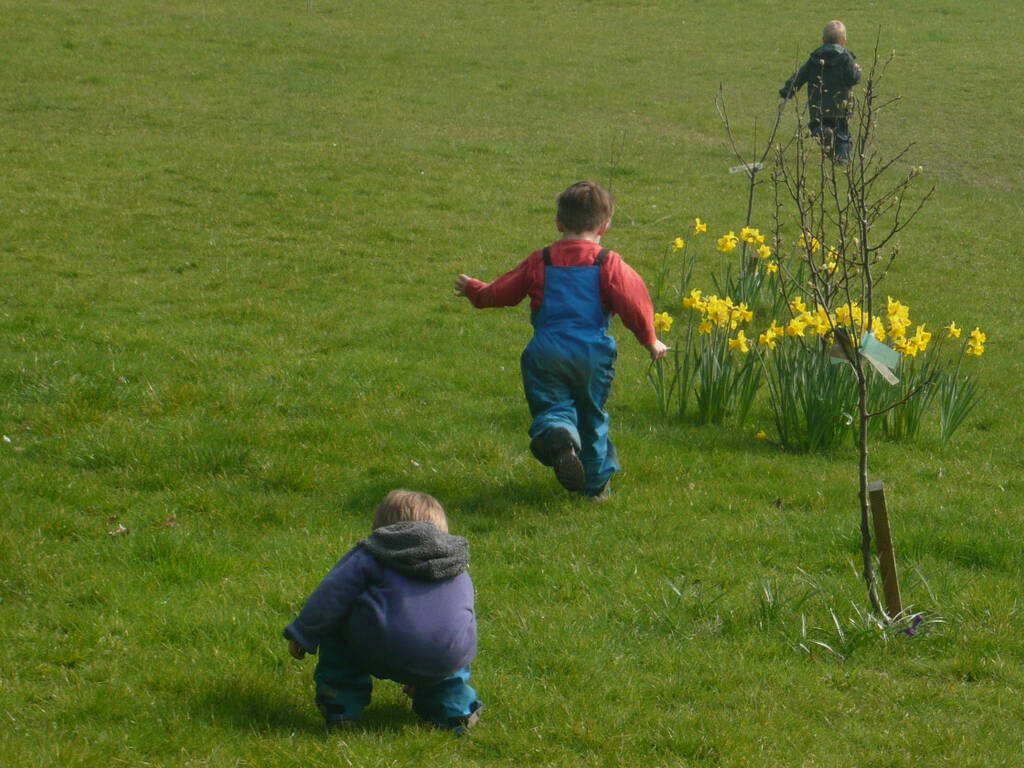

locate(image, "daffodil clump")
[[666, 220, 782, 312], [646, 219, 988, 448], [682, 290, 753, 349], [649, 283, 762, 425], [860, 299, 988, 442]]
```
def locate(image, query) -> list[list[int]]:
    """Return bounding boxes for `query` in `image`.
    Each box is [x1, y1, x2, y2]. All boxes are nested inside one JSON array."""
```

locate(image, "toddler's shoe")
[[584, 482, 611, 503], [553, 443, 585, 492], [446, 701, 483, 735]]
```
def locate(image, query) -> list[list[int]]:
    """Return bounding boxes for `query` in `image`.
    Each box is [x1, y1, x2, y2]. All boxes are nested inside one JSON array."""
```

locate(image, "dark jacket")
[[780, 43, 860, 123], [284, 521, 477, 683]]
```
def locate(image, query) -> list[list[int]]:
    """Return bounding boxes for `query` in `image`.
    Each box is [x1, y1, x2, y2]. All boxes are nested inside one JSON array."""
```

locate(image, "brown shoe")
[[553, 444, 585, 492]]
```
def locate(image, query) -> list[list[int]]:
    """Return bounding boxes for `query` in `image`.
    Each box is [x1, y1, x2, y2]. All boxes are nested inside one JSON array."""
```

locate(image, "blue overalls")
[[520, 247, 620, 494]]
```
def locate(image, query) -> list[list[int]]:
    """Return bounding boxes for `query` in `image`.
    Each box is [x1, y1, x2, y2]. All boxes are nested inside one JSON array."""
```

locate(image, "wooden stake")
[[868, 480, 903, 617]]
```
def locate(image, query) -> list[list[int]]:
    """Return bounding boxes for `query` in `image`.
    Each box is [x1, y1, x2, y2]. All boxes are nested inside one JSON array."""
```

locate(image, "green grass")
[[2, 1, 1023, 765]]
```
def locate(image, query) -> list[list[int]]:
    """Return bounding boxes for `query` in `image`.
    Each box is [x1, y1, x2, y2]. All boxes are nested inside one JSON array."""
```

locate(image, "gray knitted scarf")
[[358, 520, 469, 581]]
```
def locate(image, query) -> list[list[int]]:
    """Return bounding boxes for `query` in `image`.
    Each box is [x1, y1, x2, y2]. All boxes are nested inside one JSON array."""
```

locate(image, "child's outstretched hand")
[[454, 274, 473, 297], [647, 339, 669, 361], [288, 639, 306, 660]]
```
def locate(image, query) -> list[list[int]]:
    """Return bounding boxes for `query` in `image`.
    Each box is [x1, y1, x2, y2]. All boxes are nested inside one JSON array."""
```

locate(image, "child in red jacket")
[[455, 181, 667, 500]]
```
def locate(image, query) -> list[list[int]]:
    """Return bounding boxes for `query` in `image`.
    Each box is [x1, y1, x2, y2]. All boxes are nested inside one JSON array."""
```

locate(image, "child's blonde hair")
[[823, 20, 847, 44], [373, 489, 449, 532]]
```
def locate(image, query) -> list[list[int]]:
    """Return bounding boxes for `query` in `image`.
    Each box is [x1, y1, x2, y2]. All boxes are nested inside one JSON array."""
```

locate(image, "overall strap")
[[543, 246, 607, 265]]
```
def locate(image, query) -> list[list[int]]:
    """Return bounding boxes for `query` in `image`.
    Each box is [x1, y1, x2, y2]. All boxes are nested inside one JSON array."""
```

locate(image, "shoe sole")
[[553, 446, 585, 492], [447, 702, 483, 734]]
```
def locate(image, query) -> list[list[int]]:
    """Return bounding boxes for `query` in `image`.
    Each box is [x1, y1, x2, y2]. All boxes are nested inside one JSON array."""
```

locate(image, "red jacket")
[[463, 239, 657, 347]]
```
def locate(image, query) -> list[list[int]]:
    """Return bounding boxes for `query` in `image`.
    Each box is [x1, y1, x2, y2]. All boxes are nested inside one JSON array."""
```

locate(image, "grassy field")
[[2, 1, 1022, 766]]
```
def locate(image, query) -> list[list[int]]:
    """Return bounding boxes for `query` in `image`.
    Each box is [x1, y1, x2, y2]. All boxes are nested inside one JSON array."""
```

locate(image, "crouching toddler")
[[284, 490, 482, 732]]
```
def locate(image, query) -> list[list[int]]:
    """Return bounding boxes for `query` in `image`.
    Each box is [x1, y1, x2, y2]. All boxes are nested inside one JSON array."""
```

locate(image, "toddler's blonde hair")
[[823, 20, 847, 44], [373, 489, 449, 533]]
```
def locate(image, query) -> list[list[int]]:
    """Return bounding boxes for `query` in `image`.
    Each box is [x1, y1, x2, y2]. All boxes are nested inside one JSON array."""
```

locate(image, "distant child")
[[454, 181, 668, 500], [284, 490, 482, 732], [779, 20, 862, 164]]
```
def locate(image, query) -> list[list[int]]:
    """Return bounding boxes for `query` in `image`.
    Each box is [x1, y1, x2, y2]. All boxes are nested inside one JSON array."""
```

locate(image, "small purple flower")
[[901, 613, 924, 636]]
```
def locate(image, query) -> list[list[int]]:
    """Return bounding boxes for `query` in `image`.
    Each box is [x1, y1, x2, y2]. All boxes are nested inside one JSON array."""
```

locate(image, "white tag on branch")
[[729, 162, 764, 174], [859, 331, 901, 385], [861, 351, 900, 385], [830, 329, 900, 385]]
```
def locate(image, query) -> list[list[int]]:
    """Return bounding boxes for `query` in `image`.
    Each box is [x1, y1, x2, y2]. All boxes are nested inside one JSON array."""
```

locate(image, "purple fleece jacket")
[[283, 521, 476, 682]]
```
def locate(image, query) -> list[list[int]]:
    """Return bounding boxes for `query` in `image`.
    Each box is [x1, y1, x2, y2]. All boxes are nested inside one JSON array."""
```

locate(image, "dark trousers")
[[810, 117, 852, 163], [314, 633, 481, 727]]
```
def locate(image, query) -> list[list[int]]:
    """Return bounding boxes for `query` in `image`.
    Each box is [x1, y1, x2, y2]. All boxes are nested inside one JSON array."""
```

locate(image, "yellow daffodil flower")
[[694, 217, 708, 235], [872, 317, 886, 342], [698, 319, 713, 335], [886, 296, 910, 324], [703, 295, 735, 328], [683, 290, 704, 311], [654, 311, 674, 333], [888, 317, 909, 340], [766, 260, 778, 274], [967, 327, 986, 356], [946, 321, 961, 338], [835, 302, 863, 327], [757, 243, 772, 260], [795, 311, 815, 335], [717, 231, 739, 252], [811, 307, 831, 335], [728, 330, 750, 353], [789, 296, 806, 313], [672, 236, 686, 251], [755, 430, 768, 440], [912, 324, 932, 352], [787, 317, 808, 337], [758, 328, 779, 349], [740, 226, 761, 244], [798, 231, 821, 253]]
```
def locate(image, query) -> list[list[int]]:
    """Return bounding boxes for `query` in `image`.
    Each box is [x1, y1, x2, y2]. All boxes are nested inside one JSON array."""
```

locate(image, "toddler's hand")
[[288, 639, 306, 660], [647, 339, 669, 361], [454, 274, 473, 297]]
